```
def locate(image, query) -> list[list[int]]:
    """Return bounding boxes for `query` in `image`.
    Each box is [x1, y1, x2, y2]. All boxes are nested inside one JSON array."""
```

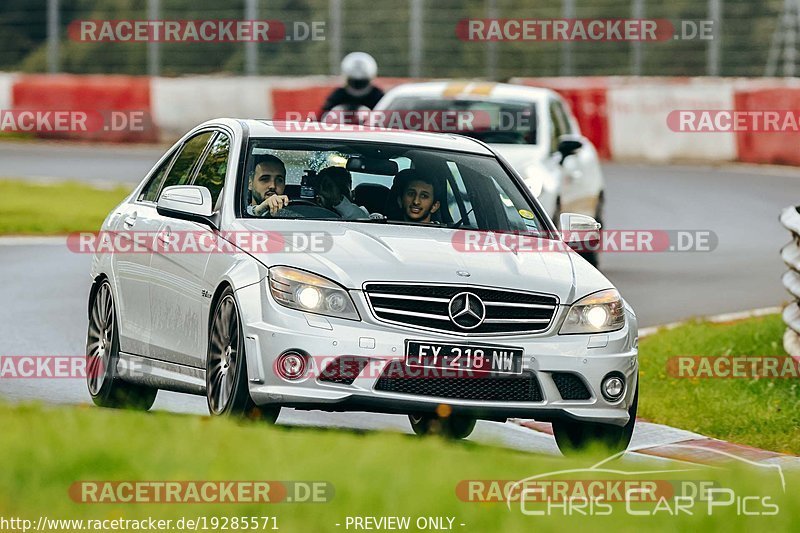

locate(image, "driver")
[[248, 155, 289, 216]]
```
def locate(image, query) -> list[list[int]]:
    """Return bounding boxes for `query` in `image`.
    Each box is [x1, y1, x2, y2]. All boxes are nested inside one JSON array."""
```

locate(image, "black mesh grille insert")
[[374, 361, 543, 402], [364, 283, 558, 335], [318, 357, 370, 385], [552, 373, 591, 400]]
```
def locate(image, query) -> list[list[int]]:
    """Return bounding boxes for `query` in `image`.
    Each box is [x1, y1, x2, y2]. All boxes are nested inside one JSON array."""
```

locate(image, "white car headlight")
[[268, 266, 360, 320], [559, 289, 625, 334]]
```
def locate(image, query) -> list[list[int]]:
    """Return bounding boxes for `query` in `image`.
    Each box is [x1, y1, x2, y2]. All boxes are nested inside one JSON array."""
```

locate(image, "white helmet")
[[341, 52, 378, 95]]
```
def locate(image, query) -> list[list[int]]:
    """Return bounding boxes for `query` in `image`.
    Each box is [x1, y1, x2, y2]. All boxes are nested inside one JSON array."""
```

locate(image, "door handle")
[[123, 214, 137, 228], [158, 227, 172, 243]]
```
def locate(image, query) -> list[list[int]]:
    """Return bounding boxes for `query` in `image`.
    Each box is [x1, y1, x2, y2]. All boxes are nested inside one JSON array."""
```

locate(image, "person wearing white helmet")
[[321, 52, 384, 117]]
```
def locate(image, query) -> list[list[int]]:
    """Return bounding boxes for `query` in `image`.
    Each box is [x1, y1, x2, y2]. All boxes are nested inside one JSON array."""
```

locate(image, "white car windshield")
[[378, 97, 536, 145], [242, 139, 547, 235]]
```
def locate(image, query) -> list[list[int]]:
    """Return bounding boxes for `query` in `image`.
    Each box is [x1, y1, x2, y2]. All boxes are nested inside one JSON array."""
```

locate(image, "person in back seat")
[[315, 166, 369, 219]]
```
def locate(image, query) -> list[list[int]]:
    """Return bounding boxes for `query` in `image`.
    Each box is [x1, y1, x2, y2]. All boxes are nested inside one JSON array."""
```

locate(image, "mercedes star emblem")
[[447, 292, 486, 330]]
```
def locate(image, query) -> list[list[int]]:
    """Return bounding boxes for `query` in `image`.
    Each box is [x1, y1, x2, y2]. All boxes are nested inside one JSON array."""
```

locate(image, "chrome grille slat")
[[482, 318, 551, 324], [485, 301, 555, 310], [372, 307, 453, 322], [364, 283, 558, 335], [370, 293, 451, 303]]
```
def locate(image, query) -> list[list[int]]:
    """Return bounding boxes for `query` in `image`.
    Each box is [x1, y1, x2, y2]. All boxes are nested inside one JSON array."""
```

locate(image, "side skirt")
[[117, 352, 205, 395]]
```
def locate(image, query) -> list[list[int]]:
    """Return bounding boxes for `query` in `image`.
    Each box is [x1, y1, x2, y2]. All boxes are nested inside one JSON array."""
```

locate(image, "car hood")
[[230, 219, 612, 304]]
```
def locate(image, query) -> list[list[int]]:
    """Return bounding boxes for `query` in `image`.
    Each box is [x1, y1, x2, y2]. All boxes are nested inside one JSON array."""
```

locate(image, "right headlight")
[[559, 289, 625, 334], [268, 266, 360, 321]]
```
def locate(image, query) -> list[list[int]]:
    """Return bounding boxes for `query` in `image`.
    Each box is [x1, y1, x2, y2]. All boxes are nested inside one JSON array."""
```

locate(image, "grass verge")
[[0, 179, 129, 234], [0, 401, 797, 531], [638, 313, 800, 454]]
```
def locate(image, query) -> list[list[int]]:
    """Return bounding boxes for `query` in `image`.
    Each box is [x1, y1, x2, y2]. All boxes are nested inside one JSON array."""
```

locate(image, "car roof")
[[203, 118, 495, 156], [380, 81, 557, 104]]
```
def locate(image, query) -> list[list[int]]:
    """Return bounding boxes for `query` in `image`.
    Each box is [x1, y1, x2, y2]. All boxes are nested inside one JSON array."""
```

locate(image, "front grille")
[[364, 283, 558, 335], [318, 356, 370, 385], [552, 373, 591, 400], [374, 361, 543, 402]]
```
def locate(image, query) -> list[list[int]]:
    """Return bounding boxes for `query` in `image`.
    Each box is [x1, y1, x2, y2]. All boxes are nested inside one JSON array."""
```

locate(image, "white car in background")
[[375, 81, 605, 265]]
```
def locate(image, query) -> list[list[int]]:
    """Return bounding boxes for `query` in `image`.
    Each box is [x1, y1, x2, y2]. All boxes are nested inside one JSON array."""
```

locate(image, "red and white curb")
[[513, 307, 799, 469]]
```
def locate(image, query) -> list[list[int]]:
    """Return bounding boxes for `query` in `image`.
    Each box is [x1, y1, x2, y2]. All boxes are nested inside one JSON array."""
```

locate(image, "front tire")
[[86, 280, 157, 410], [408, 414, 476, 439], [206, 287, 279, 422], [552, 383, 637, 456]]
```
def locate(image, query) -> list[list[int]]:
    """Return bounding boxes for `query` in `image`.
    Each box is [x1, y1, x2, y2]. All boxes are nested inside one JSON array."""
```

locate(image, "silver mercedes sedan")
[[86, 119, 638, 454]]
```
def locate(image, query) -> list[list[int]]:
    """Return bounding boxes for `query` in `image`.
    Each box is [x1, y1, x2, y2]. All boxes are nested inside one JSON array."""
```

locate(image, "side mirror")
[[556, 135, 583, 163], [156, 185, 217, 228], [559, 212, 601, 252]]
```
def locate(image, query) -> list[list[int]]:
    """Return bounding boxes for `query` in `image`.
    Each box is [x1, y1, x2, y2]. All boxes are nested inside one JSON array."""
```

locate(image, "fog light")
[[276, 351, 307, 381], [601, 374, 625, 401]]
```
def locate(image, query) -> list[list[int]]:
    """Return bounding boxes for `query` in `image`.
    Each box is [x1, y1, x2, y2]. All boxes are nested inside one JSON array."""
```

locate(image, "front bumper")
[[235, 282, 639, 427]]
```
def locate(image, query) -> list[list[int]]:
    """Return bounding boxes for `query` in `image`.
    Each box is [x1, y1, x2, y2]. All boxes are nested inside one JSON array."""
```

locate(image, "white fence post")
[[780, 206, 800, 361]]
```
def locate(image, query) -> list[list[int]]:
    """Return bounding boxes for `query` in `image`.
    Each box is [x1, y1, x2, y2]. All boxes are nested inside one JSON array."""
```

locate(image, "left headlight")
[[268, 266, 360, 321], [559, 289, 625, 334]]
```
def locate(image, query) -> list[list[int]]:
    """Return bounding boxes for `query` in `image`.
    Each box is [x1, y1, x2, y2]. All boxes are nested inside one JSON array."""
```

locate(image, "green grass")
[[0, 401, 798, 532], [639, 314, 800, 454], [0, 179, 130, 234]]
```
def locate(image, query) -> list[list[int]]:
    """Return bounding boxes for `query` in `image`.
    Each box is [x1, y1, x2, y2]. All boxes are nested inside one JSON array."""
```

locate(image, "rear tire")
[[552, 383, 637, 456], [408, 414, 476, 439], [206, 287, 279, 422], [86, 280, 157, 410]]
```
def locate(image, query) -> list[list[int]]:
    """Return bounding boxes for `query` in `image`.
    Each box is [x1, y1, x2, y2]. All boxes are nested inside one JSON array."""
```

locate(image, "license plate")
[[405, 341, 523, 374]]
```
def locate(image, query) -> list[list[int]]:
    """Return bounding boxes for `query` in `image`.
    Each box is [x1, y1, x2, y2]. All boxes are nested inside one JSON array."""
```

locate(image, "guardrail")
[[781, 206, 800, 360]]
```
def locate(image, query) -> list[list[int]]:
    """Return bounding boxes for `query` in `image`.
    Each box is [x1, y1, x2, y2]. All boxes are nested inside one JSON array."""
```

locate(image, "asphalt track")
[[1, 141, 798, 456]]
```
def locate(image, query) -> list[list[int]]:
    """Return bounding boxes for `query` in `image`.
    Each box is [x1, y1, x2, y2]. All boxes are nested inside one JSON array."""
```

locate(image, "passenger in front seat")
[[391, 169, 442, 224]]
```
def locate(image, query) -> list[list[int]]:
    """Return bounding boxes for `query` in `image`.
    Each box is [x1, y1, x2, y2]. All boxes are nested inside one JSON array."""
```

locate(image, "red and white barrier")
[[608, 81, 737, 162], [151, 76, 277, 139], [10, 74, 155, 142], [6, 72, 800, 168], [0, 72, 16, 114]]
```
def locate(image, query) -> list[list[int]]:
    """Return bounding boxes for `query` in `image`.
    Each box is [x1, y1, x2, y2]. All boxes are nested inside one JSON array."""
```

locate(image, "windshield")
[[242, 139, 548, 235], [379, 97, 536, 145]]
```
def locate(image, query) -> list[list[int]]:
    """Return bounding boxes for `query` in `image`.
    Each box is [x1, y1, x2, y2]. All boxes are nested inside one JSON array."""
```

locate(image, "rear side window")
[[159, 132, 214, 196], [138, 151, 175, 203], [193, 133, 230, 208]]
